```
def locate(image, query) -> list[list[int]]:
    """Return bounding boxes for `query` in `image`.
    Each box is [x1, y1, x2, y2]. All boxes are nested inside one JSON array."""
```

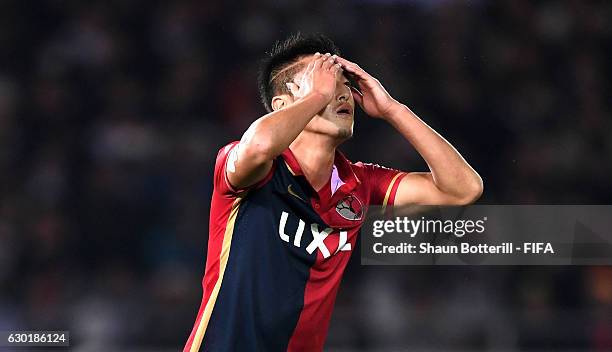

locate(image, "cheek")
[[304, 118, 320, 131], [304, 114, 328, 130], [314, 104, 334, 117]]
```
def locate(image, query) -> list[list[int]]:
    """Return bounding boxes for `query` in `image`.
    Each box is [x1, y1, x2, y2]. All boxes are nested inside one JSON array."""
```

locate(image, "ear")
[[271, 95, 290, 111]]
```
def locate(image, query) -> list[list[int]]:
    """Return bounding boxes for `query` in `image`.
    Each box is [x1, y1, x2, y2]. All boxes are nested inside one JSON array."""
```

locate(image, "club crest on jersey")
[[335, 195, 363, 221]]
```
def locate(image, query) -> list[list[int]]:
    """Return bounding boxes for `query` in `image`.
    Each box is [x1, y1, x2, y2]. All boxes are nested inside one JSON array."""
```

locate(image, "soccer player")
[[184, 34, 483, 352]]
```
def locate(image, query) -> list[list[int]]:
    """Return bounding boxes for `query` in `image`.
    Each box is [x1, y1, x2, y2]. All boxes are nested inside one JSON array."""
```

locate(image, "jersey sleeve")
[[214, 141, 275, 196], [361, 163, 407, 207]]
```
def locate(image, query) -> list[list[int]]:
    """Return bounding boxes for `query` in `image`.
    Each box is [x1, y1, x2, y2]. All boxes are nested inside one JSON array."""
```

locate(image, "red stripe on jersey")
[[286, 159, 405, 351], [286, 229, 358, 351]]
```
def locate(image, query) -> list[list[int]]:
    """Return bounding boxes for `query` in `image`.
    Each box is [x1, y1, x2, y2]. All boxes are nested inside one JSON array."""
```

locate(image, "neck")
[[289, 132, 339, 192]]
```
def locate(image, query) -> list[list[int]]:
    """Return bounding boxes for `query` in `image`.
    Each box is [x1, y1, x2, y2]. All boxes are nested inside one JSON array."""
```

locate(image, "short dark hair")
[[257, 33, 341, 112]]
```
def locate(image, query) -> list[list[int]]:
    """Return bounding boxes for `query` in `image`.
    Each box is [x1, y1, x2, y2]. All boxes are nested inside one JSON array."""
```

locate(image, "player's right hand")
[[287, 53, 342, 104]]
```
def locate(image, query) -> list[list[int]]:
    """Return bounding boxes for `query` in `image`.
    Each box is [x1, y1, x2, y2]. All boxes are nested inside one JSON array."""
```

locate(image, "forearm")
[[242, 92, 327, 160], [385, 103, 483, 199]]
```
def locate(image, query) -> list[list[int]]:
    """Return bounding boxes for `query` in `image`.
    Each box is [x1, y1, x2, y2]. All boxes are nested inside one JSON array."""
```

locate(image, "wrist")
[[382, 100, 406, 121], [304, 90, 331, 108]]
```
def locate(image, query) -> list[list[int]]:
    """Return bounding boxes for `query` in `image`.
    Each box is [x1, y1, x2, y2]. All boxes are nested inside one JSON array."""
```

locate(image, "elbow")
[[241, 139, 276, 165], [456, 174, 484, 205], [240, 121, 279, 164]]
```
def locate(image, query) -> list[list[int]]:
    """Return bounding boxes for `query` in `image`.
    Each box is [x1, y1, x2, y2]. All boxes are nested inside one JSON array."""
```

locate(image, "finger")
[[335, 55, 355, 66], [304, 52, 320, 74], [336, 56, 369, 80], [313, 56, 325, 70], [332, 63, 342, 75], [329, 63, 340, 80], [326, 55, 341, 70], [321, 53, 335, 70], [322, 58, 335, 70], [335, 56, 358, 71], [344, 65, 369, 81], [350, 86, 364, 107], [315, 52, 331, 69]]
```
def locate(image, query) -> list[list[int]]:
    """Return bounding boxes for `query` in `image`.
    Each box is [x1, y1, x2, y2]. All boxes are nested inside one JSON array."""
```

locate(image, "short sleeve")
[[361, 163, 407, 207], [214, 141, 275, 196]]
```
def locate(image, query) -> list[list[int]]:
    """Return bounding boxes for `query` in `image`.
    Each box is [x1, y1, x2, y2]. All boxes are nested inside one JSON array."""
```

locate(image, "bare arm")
[[227, 53, 342, 190], [385, 104, 483, 205], [337, 56, 483, 205]]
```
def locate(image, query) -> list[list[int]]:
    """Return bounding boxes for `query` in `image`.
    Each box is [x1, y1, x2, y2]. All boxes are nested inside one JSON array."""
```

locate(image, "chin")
[[306, 115, 354, 140], [334, 126, 353, 141], [330, 117, 354, 140]]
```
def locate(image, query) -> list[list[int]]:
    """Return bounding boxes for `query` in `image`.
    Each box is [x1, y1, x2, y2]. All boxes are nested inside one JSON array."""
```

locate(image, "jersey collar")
[[281, 148, 361, 207]]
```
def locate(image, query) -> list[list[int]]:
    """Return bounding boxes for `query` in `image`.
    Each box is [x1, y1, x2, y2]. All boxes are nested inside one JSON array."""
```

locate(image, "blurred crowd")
[[0, 0, 610, 350]]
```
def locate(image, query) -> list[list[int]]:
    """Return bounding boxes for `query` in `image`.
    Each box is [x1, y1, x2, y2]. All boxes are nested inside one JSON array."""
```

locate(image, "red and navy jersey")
[[184, 141, 407, 352]]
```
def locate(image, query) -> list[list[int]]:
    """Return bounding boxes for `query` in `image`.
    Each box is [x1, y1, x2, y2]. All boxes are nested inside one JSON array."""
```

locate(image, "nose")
[[337, 85, 350, 102]]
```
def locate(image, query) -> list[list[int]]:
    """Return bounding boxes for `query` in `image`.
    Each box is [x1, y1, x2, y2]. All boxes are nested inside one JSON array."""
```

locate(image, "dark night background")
[[0, 0, 610, 350]]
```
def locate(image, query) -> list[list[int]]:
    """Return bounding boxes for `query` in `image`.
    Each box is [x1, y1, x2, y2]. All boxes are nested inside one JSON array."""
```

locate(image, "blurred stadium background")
[[0, 0, 611, 351]]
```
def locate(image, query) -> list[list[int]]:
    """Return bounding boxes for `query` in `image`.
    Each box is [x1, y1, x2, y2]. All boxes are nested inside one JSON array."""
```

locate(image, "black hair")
[[257, 33, 341, 112]]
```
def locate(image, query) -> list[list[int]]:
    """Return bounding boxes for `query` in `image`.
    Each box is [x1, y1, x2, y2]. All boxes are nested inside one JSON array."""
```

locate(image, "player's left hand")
[[336, 56, 400, 119]]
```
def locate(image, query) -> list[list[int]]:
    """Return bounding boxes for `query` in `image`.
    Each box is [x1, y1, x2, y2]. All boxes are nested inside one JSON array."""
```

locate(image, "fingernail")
[[315, 52, 321, 56]]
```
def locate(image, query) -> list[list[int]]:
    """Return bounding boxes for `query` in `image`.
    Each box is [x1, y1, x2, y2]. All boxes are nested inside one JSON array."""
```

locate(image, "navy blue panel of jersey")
[[202, 160, 330, 352]]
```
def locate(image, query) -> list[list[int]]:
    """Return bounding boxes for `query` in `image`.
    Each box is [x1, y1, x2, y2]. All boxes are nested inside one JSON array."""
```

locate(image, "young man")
[[184, 34, 482, 352]]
